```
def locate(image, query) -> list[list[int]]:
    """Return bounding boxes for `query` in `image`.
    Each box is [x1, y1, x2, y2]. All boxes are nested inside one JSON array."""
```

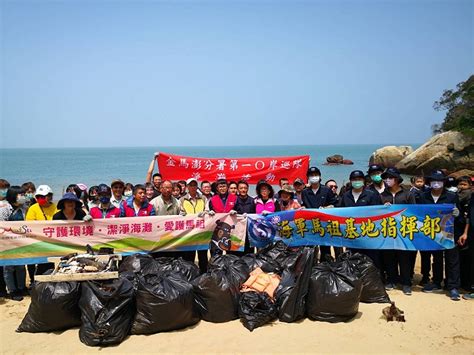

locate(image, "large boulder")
[[326, 154, 344, 164], [396, 131, 474, 175], [448, 169, 474, 179], [369, 146, 414, 167]]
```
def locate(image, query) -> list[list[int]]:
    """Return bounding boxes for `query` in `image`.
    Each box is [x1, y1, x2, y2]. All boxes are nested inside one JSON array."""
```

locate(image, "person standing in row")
[[302, 167, 337, 262]]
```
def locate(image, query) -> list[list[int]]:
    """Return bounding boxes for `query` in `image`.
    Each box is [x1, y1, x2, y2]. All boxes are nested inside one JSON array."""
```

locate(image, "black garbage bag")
[[238, 291, 277, 331], [307, 261, 362, 323], [17, 282, 81, 333], [79, 278, 135, 347], [142, 257, 200, 282], [241, 254, 282, 274], [131, 273, 199, 334], [193, 256, 249, 323], [337, 251, 390, 303], [119, 253, 154, 274], [275, 247, 314, 323], [258, 241, 301, 269]]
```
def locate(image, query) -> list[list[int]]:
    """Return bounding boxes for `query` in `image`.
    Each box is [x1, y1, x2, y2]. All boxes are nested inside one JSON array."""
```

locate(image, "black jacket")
[[338, 188, 382, 207], [302, 185, 337, 208], [380, 187, 416, 205], [419, 190, 459, 206], [234, 195, 256, 214]]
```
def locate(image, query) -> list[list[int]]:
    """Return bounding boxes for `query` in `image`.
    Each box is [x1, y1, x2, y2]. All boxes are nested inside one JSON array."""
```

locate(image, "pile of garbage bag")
[[17, 248, 391, 343]]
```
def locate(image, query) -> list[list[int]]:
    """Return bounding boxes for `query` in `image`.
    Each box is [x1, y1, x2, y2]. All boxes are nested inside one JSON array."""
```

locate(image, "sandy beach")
[[1, 270, 473, 355]]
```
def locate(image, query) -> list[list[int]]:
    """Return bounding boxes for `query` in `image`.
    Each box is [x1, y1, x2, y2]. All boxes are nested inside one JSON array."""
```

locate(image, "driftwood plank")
[[35, 271, 119, 282]]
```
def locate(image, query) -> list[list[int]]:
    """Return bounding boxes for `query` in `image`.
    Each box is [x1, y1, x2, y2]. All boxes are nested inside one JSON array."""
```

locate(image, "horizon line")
[[0, 142, 423, 150]]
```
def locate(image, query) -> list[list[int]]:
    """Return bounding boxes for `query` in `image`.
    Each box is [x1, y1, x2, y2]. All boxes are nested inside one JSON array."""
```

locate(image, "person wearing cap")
[[110, 179, 126, 208], [277, 184, 301, 211], [420, 170, 462, 300], [293, 178, 305, 205], [178, 178, 209, 264], [254, 180, 280, 214], [180, 178, 207, 215], [53, 192, 87, 220], [208, 179, 238, 213], [25, 185, 57, 221], [302, 166, 338, 261], [89, 184, 122, 219], [25, 184, 57, 280], [366, 164, 386, 195], [379, 167, 416, 295], [339, 170, 382, 265]]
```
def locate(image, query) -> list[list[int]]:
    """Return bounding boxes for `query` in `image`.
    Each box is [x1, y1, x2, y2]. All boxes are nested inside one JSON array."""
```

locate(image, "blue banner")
[[247, 204, 455, 250]]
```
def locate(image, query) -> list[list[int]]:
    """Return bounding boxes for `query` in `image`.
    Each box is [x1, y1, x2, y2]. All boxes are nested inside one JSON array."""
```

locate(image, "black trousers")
[[382, 250, 415, 286], [445, 247, 461, 291], [0, 267, 6, 296], [421, 251, 444, 285], [460, 247, 472, 291], [197, 250, 209, 274]]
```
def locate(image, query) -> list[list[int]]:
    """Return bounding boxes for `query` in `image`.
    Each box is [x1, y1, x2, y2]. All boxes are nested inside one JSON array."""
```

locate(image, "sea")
[[0, 144, 420, 197]]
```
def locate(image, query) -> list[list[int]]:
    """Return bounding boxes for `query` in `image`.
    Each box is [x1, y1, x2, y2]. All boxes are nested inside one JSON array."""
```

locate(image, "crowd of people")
[[0, 159, 473, 303]]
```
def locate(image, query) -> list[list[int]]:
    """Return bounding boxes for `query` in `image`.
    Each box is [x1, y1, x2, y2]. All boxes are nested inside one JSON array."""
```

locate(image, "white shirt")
[[352, 190, 362, 203]]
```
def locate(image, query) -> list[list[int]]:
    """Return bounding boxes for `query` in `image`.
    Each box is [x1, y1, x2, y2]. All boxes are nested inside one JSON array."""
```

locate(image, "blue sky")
[[1, 0, 472, 148]]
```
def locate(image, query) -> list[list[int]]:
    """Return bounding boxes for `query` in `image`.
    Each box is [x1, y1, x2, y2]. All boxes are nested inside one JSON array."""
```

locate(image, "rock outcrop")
[[395, 131, 474, 175], [369, 146, 414, 167]]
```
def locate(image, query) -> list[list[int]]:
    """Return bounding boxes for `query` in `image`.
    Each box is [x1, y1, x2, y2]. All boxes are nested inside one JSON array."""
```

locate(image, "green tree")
[[433, 75, 474, 136]]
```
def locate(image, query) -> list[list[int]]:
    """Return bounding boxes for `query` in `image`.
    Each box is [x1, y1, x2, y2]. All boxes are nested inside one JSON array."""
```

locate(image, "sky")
[[0, 0, 472, 148]]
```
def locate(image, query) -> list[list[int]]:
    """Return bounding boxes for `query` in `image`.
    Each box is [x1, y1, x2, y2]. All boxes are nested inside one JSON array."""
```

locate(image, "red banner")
[[157, 153, 310, 184]]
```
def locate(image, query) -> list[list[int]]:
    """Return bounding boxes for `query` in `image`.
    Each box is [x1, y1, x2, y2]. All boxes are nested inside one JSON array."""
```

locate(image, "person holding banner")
[[53, 193, 88, 221], [339, 170, 382, 266], [379, 167, 417, 295], [420, 170, 461, 301], [209, 179, 237, 214], [180, 178, 209, 265], [0, 186, 28, 301], [89, 184, 122, 219], [230, 180, 256, 256], [25, 185, 57, 280], [254, 180, 280, 214], [302, 167, 338, 261], [277, 184, 301, 211]]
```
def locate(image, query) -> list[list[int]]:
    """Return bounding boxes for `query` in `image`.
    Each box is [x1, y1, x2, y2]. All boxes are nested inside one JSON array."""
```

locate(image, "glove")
[[242, 213, 248, 218], [384, 202, 392, 207], [230, 210, 238, 215], [197, 212, 205, 218], [452, 207, 460, 217], [261, 210, 270, 216], [208, 210, 216, 216], [83, 214, 93, 222], [179, 211, 187, 216]]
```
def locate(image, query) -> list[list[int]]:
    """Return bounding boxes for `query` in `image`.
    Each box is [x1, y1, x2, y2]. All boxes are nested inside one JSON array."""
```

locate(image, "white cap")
[[36, 185, 53, 196], [186, 178, 198, 185]]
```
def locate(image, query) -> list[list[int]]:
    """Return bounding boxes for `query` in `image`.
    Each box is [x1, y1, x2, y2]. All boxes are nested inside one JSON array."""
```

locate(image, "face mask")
[[0, 189, 7, 198], [447, 187, 458, 193], [26, 193, 34, 200], [371, 174, 382, 184], [36, 197, 48, 206], [430, 181, 444, 190], [384, 178, 396, 187], [308, 176, 320, 185], [16, 195, 27, 205], [351, 181, 365, 189], [99, 196, 111, 204], [124, 191, 133, 197]]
